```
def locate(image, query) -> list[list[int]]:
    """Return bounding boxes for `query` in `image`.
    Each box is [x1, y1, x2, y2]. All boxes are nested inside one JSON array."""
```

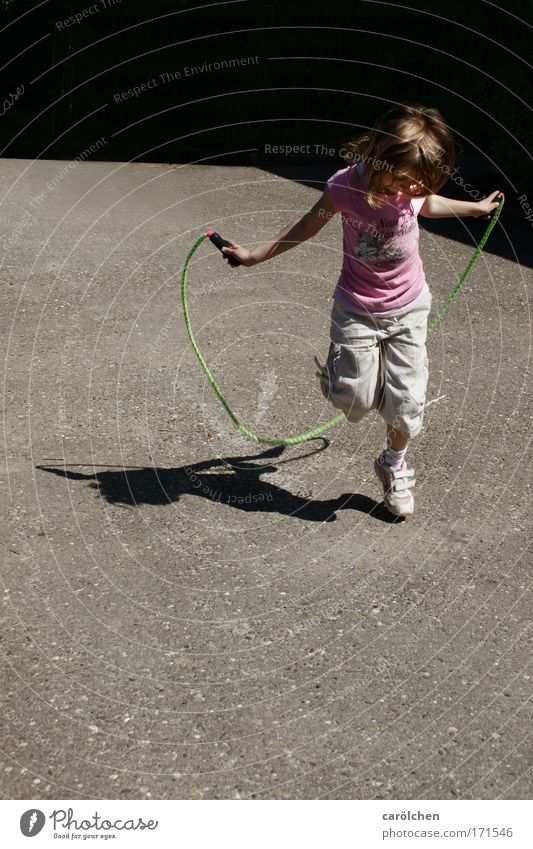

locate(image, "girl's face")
[[382, 170, 426, 197]]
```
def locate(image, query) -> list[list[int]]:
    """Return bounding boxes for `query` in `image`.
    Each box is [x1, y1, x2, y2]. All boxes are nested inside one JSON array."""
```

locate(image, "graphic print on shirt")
[[351, 210, 418, 271], [356, 228, 404, 267]]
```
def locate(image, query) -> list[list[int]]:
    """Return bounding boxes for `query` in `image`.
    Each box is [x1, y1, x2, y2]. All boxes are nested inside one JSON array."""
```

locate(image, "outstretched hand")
[[221, 239, 256, 267], [472, 190, 502, 218]]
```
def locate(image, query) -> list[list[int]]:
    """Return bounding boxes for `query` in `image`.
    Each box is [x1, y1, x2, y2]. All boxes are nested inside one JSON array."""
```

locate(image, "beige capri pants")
[[318, 289, 432, 439]]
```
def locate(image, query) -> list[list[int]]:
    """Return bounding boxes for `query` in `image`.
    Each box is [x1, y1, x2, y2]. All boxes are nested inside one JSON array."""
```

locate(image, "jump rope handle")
[[207, 231, 241, 267], [491, 192, 504, 215]]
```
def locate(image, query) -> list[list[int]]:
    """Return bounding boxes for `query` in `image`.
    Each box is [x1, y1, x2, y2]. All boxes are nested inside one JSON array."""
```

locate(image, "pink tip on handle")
[[207, 230, 214, 237]]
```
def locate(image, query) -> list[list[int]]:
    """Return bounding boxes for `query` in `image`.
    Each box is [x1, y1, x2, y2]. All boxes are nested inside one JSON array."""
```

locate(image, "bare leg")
[[386, 422, 409, 451]]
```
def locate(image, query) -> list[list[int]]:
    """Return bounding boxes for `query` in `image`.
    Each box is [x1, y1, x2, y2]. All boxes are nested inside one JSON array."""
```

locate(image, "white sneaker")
[[374, 452, 415, 518]]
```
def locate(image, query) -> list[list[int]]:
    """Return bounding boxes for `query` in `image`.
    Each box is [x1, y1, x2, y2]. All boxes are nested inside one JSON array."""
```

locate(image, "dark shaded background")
[[0, 0, 531, 205]]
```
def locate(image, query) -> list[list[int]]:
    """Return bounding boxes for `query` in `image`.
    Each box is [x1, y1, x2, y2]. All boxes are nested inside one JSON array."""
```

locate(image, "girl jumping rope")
[[219, 103, 501, 518]]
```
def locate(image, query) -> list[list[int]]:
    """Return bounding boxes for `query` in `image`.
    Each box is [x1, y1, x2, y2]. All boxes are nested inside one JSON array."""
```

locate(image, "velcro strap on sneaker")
[[391, 468, 415, 493]]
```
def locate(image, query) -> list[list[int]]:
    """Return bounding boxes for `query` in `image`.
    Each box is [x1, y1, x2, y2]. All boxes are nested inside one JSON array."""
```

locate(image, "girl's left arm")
[[420, 190, 501, 219]]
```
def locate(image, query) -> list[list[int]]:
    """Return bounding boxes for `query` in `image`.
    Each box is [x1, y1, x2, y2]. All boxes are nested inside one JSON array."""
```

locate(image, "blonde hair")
[[342, 103, 455, 208]]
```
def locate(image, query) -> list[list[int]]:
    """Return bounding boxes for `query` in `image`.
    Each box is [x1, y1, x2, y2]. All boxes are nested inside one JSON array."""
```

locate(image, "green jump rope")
[[181, 194, 505, 447]]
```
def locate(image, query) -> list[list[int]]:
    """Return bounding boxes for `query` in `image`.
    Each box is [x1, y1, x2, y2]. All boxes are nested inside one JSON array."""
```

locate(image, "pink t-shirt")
[[327, 164, 429, 316]]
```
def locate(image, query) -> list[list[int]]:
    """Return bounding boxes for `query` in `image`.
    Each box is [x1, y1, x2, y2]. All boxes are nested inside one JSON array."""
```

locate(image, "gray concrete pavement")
[[1, 158, 531, 799]]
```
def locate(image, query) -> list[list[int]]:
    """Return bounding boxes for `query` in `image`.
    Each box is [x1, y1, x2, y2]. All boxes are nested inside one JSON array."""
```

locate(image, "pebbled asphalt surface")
[[1, 158, 531, 800]]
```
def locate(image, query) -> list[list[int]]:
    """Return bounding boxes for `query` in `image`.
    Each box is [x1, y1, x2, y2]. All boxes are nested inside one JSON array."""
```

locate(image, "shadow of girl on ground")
[[37, 441, 400, 524]]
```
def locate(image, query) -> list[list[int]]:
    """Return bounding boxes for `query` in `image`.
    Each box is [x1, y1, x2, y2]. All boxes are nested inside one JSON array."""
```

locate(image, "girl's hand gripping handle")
[[207, 231, 255, 267]]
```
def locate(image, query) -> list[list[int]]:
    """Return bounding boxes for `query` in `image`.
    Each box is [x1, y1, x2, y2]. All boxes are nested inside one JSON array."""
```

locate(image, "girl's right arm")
[[221, 186, 337, 267]]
